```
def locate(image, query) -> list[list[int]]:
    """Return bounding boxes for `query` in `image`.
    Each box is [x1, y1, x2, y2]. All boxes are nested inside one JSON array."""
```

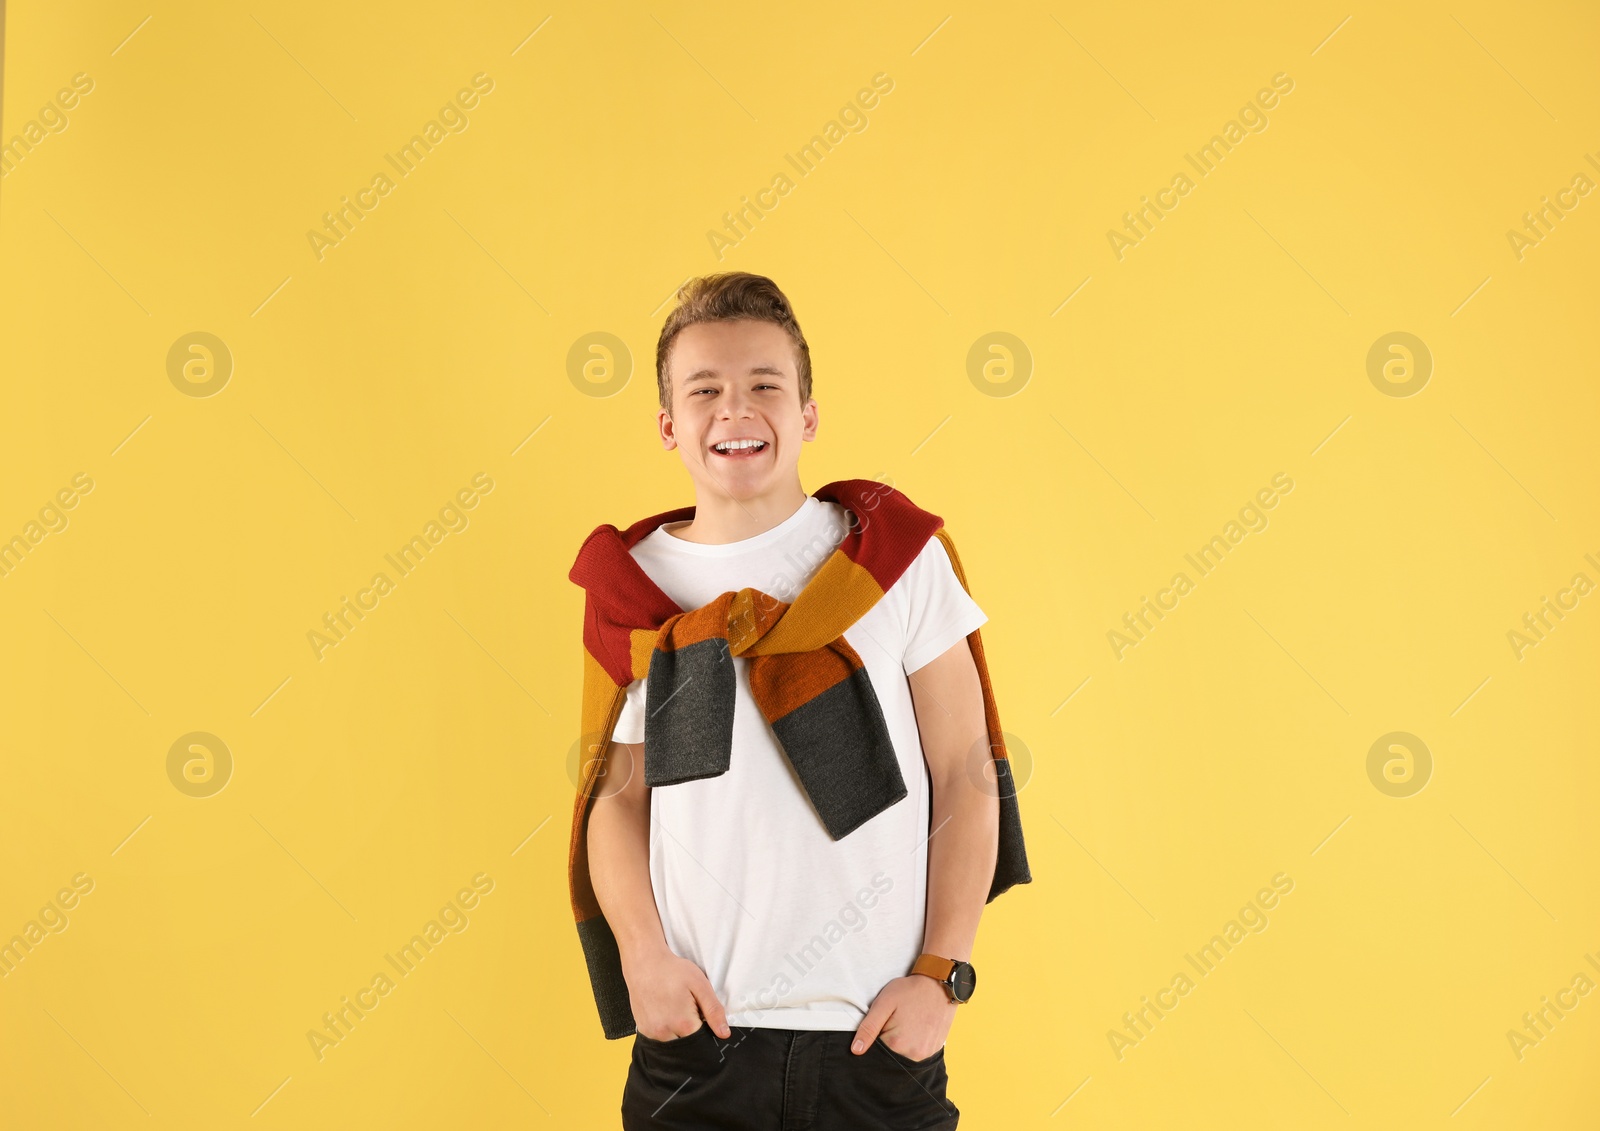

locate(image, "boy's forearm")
[[587, 787, 670, 962], [921, 754, 1000, 962]]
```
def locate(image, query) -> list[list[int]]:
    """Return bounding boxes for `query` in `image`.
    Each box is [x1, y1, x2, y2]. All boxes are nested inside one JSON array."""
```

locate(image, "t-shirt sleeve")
[[610, 678, 646, 744], [900, 537, 988, 675]]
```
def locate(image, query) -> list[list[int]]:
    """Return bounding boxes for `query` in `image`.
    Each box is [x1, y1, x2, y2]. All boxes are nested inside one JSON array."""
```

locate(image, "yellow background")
[[2, 1, 1597, 1127]]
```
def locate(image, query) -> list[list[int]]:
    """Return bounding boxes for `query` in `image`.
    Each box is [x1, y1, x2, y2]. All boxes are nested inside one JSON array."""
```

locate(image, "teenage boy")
[[567, 272, 1030, 1129]]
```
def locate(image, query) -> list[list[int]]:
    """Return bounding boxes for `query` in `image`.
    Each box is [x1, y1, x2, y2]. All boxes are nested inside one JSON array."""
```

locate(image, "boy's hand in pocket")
[[623, 946, 731, 1041]]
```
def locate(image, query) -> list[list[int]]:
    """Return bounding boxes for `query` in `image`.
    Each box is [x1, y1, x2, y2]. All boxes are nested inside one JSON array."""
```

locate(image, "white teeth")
[[714, 440, 766, 453]]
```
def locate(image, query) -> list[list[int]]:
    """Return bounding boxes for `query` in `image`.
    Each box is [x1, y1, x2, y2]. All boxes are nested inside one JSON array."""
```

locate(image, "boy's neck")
[[665, 483, 809, 545]]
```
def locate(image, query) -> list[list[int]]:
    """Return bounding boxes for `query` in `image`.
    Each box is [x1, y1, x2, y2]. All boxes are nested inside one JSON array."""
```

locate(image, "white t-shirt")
[[610, 494, 987, 1030]]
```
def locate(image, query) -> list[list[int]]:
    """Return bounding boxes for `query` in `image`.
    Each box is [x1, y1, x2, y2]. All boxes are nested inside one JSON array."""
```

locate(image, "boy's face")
[[659, 319, 818, 502]]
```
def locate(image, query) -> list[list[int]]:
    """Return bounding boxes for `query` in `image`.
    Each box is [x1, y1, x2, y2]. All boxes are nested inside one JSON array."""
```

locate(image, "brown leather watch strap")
[[911, 952, 957, 983]]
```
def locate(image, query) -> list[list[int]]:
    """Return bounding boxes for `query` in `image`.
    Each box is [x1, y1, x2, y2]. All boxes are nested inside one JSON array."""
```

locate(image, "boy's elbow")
[[928, 751, 1000, 815]]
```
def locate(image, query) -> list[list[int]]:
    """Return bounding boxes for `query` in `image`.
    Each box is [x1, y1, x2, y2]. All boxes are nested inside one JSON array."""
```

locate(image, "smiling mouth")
[[710, 440, 769, 459]]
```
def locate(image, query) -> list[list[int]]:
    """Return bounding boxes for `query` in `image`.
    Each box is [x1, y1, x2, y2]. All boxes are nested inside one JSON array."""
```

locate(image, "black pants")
[[621, 1023, 959, 1130]]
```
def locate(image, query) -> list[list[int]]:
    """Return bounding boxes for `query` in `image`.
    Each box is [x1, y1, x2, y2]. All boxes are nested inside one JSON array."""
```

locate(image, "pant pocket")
[[632, 1022, 726, 1082], [830, 1036, 957, 1129], [636, 1020, 705, 1050], [881, 1038, 946, 1069], [623, 1025, 735, 1131]]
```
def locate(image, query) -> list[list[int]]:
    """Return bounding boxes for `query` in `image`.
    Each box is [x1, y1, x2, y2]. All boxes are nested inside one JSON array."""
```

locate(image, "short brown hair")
[[655, 272, 812, 412]]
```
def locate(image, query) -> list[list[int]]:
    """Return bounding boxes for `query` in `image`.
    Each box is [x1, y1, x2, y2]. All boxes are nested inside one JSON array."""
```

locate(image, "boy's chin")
[[694, 463, 786, 501]]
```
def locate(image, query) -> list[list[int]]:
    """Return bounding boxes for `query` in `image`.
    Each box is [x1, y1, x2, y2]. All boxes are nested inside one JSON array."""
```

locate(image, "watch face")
[[950, 961, 976, 1002]]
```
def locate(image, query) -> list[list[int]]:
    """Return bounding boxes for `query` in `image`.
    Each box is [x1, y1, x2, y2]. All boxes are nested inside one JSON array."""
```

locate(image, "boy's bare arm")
[[587, 739, 731, 1039], [911, 637, 999, 965], [585, 741, 664, 957], [850, 636, 997, 1059]]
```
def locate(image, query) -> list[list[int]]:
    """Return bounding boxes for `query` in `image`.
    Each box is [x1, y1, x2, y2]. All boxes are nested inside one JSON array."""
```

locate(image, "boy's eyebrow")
[[684, 365, 789, 384]]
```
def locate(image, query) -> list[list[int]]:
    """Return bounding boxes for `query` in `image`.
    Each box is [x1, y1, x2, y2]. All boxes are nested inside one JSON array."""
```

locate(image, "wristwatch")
[[910, 952, 976, 1003]]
